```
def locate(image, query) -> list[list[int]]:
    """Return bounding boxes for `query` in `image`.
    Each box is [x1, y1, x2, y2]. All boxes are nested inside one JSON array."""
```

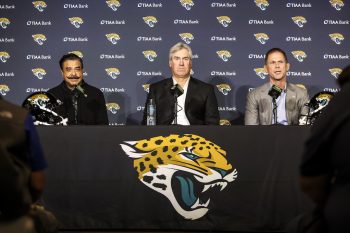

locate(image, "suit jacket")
[[142, 77, 220, 125], [245, 82, 309, 125]]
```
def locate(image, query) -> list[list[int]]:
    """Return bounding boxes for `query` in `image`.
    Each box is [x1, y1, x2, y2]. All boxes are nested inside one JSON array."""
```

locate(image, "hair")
[[59, 53, 83, 70], [169, 42, 193, 61], [264, 48, 288, 64], [337, 65, 350, 87]]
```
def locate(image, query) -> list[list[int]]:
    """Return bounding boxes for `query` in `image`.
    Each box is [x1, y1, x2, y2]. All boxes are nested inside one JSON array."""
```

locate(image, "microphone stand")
[[173, 92, 179, 125], [272, 97, 278, 125]]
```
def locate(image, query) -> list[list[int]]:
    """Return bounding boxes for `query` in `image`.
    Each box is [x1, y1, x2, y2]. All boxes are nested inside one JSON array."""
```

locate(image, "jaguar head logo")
[[32, 1, 47, 12], [216, 50, 231, 62], [0, 18, 10, 29], [143, 16, 158, 27], [106, 0, 121, 11], [32, 34, 47, 45], [143, 50, 157, 62], [105, 68, 120, 79], [179, 0, 194, 10], [69, 51, 83, 58], [254, 33, 269, 44], [28, 94, 50, 108], [106, 103, 120, 114], [0, 85, 10, 96], [120, 134, 237, 220], [291, 50, 307, 62], [329, 0, 344, 10], [217, 16, 231, 27], [255, 0, 269, 10], [254, 68, 268, 79], [32, 68, 47, 80], [216, 84, 232, 95], [106, 33, 120, 45], [292, 16, 307, 28], [142, 84, 150, 93], [329, 68, 342, 78], [179, 33, 194, 44], [69, 17, 84, 28], [219, 119, 231, 126], [0, 52, 10, 63], [329, 33, 344, 45]]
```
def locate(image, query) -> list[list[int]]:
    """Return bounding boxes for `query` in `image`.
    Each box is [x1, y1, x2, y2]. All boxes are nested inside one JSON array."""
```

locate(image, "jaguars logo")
[[142, 84, 150, 93], [28, 94, 50, 107], [292, 16, 307, 28], [216, 50, 231, 62], [69, 51, 83, 58], [179, 33, 194, 44], [291, 50, 307, 62], [106, 103, 120, 114], [296, 84, 307, 90], [143, 50, 157, 62], [105, 68, 120, 79], [106, 33, 120, 45], [32, 34, 47, 45], [216, 84, 232, 95], [329, 68, 342, 78], [254, 33, 269, 44], [0, 18, 10, 29], [32, 68, 47, 80], [329, 33, 344, 45], [0, 85, 10, 96], [217, 16, 231, 27], [329, 0, 344, 10], [255, 0, 269, 10], [32, 1, 47, 12], [179, 0, 194, 10], [69, 17, 84, 28], [143, 16, 158, 27], [0, 52, 10, 63], [106, 0, 121, 11], [254, 68, 268, 79], [220, 119, 231, 126], [120, 134, 237, 220]]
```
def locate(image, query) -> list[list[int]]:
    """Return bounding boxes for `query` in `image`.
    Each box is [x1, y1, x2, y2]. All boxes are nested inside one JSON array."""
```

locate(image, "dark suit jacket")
[[142, 77, 219, 125]]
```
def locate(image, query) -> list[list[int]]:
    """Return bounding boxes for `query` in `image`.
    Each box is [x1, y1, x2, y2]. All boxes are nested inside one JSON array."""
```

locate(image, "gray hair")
[[169, 42, 193, 61]]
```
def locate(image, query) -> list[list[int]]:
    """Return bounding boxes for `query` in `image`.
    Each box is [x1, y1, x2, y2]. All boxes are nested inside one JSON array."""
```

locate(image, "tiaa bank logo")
[[143, 16, 158, 27], [179, 0, 194, 10], [32, 34, 47, 45], [0, 18, 10, 29], [69, 50, 83, 58], [217, 16, 231, 27], [292, 16, 307, 28], [254, 33, 269, 44], [32, 1, 47, 12], [329, 68, 342, 78], [120, 134, 237, 220], [329, 0, 344, 10], [32, 68, 46, 80], [220, 119, 231, 126], [255, 0, 269, 10], [216, 83, 231, 95], [106, 0, 121, 11], [0, 84, 10, 96], [254, 68, 268, 79], [179, 33, 194, 44], [105, 68, 120, 79], [291, 50, 307, 62], [142, 84, 150, 93], [216, 50, 231, 62], [329, 33, 344, 45], [106, 102, 120, 114], [0, 51, 10, 63], [106, 33, 120, 45], [143, 50, 157, 62], [69, 17, 83, 28]]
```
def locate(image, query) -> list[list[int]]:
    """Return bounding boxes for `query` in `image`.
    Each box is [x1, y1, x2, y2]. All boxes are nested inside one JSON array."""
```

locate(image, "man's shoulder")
[[48, 82, 64, 95], [287, 82, 308, 94], [249, 82, 270, 94], [190, 77, 214, 89]]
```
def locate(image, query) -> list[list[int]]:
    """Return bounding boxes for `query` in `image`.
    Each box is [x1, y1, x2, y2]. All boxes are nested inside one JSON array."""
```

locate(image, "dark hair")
[[337, 65, 350, 87], [265, 48, 288, 64], [59, 53, 83, 70]]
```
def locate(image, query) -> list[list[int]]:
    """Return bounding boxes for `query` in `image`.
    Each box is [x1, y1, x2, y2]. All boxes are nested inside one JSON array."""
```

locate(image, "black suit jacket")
[[142, 77, 220, 125]]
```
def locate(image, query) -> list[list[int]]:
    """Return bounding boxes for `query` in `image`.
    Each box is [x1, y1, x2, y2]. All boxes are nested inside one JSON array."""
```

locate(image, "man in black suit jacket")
[[142, 42, 219, 125]]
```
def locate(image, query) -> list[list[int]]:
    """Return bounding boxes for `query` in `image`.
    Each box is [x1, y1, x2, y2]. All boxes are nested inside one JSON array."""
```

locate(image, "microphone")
[[75, 85, 87, 98], [268, 85, 282, 99], [170, 84, 184, 97]]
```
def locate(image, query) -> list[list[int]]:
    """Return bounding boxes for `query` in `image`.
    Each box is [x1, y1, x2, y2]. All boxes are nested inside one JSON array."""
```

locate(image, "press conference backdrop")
[[0, 0, 349, 125]]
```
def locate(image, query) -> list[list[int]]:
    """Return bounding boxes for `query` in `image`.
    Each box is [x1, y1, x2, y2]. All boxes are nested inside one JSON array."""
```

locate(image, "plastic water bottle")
[[147, 98, 156, 126]]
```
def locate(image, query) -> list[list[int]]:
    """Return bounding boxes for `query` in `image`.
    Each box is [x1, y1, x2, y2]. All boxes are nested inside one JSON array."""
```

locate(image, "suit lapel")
[[261, 83, 273, 124], [185, 77, 196, 111], [285, 83, 296, 124]]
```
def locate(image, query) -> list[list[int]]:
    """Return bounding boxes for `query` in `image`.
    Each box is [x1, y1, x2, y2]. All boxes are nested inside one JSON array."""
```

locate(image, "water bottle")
[[146, 98, 156, 126]]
